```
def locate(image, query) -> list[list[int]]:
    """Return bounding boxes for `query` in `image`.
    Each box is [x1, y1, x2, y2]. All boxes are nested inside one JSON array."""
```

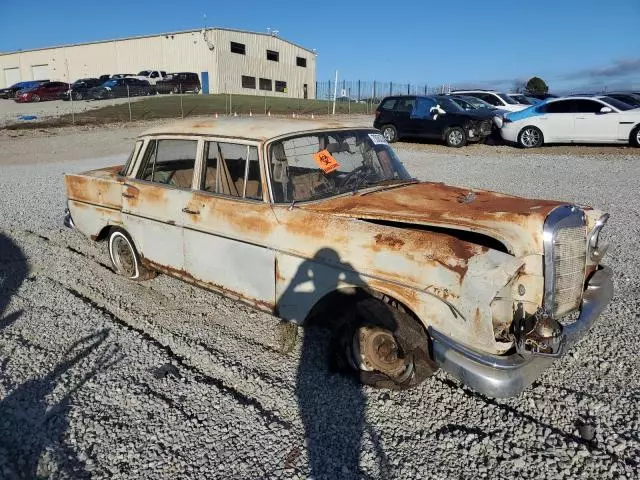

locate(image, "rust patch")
[[373, 233, 404, 250], [275, 258, 285, 283], [141, 258, 275, 312]]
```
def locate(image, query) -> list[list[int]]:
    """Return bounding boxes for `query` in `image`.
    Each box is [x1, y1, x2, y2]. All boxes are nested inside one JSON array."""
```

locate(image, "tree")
[[526, 76, 549, 95]]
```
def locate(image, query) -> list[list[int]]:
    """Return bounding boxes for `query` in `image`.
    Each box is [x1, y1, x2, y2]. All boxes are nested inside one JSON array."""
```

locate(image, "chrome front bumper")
[[429, 266, 613, 398]]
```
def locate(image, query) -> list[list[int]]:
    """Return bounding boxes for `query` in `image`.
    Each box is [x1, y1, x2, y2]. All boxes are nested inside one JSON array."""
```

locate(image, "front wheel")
[[74, 92, 83, 100], [32, 94, 40, 103], [445, 126, 467, 148], [518, 126, 544, 148], [630, 125, 640, 148], [107, 228, 155, 281], [334, 298, 437, 389], [380, 124, 398, 143]]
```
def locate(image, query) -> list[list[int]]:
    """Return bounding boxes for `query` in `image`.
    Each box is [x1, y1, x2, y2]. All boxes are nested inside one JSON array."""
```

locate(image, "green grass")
[[6, 93, 375, 129]]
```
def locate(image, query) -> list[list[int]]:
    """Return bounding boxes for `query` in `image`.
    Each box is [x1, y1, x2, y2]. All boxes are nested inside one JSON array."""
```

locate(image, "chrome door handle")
[[182, 207, 200, 215]]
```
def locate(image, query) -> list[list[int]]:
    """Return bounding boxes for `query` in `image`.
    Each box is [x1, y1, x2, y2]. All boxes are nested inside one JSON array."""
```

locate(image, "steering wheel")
[[342, 164, 375, 191]]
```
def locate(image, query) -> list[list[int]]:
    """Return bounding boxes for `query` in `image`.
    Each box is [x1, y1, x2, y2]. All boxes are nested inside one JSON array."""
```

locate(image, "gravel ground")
[[0, 97, 145, 128], [0, 125, 639, 479]]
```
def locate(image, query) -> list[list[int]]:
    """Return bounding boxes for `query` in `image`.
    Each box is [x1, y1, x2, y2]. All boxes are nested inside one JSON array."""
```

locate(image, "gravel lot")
[[0, 97, 145, 128], [0, 122, 639, 479]]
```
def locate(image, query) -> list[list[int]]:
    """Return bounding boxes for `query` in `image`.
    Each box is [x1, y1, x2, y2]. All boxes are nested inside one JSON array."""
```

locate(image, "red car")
[[14, 81, 70, 103]]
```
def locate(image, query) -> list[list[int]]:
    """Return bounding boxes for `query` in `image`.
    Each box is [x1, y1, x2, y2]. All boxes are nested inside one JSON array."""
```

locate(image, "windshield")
[[457, 95, 494, 109], [497, 93, 518, 104], [434, 97, 464, 112], [268, 130, 413, 203], [138, 70, 150, 76], [103, 79, 118, 87], [601, 96, 634, 111], [448, 97, 476, 111]]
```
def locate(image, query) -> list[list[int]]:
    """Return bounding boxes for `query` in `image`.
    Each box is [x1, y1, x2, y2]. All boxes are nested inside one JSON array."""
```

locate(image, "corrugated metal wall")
[[0, 29, 316, 98]]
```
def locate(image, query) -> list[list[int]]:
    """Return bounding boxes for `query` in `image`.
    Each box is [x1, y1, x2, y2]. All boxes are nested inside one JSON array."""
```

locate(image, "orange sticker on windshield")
[[313, 150, 340, 173]]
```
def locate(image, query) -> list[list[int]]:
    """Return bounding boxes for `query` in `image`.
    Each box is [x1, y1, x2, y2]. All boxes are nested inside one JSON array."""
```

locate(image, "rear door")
[[573, 99, 619, 142], [409, 97, 441, 138], [393, 97, 417, 135], [122, 137, 201, 271], [182, 140, 276, 308], [535, 100, 576, 142]]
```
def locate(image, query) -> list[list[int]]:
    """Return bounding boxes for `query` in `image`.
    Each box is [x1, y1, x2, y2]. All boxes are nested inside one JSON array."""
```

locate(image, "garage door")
[[31, 64, 50, 80], [4, 68, 20, 87]]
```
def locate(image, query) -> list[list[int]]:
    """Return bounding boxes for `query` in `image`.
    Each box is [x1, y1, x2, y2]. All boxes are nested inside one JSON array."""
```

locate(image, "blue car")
[[0, 80, 49, 99]]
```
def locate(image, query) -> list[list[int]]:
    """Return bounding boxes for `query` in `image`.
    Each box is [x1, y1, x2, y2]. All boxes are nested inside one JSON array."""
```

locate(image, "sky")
[[1, 0, 639, 93]]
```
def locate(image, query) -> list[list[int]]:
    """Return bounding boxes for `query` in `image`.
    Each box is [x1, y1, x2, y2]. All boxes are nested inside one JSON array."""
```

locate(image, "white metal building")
[[0, 28, 317, 98]]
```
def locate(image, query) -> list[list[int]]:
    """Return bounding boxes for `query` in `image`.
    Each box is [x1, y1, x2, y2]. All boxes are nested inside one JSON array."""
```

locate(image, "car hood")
[[301, 182, 568, 256]]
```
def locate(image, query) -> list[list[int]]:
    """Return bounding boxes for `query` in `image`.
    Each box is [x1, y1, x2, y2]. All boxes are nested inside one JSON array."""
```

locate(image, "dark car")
[[600, 92, 640, 108], [155, 72, 201, 94], [374, 95, 495, 147], [89, 77, 151, 100], [61, 78, 103, 101], [14, 81, 70, 103], [0, 80, 49, 99]]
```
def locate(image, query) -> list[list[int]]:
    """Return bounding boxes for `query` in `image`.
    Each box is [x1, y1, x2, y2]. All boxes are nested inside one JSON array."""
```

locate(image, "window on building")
[[266, 50, 279, 62], [275, 81, 287, 93], [241, 76, 256, 89], [230, 42, 246, 55], [296, 57, 307, 67], [259, 78, 272, 91]]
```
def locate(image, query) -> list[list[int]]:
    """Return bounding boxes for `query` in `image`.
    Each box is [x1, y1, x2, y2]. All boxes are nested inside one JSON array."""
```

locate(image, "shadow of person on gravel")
[[0, 329, 122, 479], [286, 248, 391, 479], [0, 231, 28, 331]]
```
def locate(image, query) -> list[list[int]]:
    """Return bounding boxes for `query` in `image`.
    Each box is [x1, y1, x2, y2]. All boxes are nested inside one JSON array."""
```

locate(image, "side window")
[[545, 101, 573, 113], [122, 140, 144, 176], [574, 100, 603, 113], [138, 139, 198, 189], [395, 97, 416, 113], [379, 98, 397, 111], [150, 72, 158, 78], [481, 94, 501, 106], [202, 142, 261, 200]]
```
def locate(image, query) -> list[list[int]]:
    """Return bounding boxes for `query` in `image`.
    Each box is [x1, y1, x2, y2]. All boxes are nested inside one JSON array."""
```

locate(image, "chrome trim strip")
[[429, 266, 613, 398], [542, 205, 586, 316]]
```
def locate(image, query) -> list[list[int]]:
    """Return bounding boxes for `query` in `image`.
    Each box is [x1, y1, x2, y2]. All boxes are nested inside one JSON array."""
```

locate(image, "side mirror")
[[600, 106, 612, 114]]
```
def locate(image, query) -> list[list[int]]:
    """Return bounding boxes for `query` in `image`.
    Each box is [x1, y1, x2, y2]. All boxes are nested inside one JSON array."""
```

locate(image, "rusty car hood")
[[301, 182, 568, 255]]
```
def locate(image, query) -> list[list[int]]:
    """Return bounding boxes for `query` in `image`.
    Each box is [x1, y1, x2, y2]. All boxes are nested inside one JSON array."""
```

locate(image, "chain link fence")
[[315, 80, 450, 103]]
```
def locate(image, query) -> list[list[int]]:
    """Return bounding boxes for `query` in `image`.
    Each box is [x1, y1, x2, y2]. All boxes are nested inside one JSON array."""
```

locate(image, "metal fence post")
[[180, 83, 184, 119], [389, 82, 392, 96], [373, 81, 376, 102], [127, 85, 132, 122], [357, 80, 361, 102]]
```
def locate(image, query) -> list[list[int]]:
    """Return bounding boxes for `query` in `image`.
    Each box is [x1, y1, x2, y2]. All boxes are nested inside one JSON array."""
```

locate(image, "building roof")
[[139, 117, 374, 141], [0, 27, 316, 56]]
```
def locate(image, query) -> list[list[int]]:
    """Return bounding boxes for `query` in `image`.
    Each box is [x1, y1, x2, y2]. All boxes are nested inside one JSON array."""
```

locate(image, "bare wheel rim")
[[352, 326, 407, 377], [112, 235, 137, 277], [382, 127, 395, 142], [448, 129, 463, 145], [636, 129, 640, 144], [521, 128, 540, 147]]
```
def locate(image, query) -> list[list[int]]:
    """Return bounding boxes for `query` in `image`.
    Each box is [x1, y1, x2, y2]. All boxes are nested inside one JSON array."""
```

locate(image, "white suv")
[[452, 90, 528, 112]]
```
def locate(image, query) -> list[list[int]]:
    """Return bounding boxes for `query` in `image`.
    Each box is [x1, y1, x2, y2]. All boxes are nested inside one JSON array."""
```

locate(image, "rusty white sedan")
[[64, 117, 613, 397]]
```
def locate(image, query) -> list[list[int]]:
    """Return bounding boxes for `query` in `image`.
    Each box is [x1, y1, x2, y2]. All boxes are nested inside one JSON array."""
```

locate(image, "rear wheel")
[[334, 297, 437, 389], [380, 124, 398, 143], [74, 92, 83, 100], [445, 127, 467, 147], [630, 125, 640, 147], [32, 94, 40, 103], [518, 126, 544, 148], [107, 228, 155, 281]]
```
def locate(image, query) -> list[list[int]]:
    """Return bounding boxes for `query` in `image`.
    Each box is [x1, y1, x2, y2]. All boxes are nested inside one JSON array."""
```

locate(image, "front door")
[[182, 140, 276, 309], [122, 137, 200, 271], [572, 99, 618, 142]]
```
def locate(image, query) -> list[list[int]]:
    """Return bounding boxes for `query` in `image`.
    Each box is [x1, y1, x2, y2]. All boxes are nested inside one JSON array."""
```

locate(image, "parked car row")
[[374, 89, 640, 148], [1, 70, 201, 102]]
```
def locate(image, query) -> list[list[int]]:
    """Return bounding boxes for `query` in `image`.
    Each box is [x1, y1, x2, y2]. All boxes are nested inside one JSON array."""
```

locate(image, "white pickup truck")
[[128, 70, 167, 85]]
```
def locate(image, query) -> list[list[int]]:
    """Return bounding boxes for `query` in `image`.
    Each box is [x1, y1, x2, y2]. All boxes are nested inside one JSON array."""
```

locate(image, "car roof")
[[140, 117, 374, 141]]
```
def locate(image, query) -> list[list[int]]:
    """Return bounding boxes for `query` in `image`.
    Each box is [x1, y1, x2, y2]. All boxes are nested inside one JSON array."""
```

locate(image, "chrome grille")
[[543, 206, 587, 318], [552, 226, 587, 316]]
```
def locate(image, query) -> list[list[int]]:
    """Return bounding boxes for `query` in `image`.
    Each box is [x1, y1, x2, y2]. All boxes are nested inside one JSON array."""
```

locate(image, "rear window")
[[379, 98, 397, 110]]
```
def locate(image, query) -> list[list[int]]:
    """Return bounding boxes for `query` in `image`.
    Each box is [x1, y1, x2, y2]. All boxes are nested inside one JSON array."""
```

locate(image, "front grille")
[[552, 226, 587, 316], [543, 206, 587, 318]]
